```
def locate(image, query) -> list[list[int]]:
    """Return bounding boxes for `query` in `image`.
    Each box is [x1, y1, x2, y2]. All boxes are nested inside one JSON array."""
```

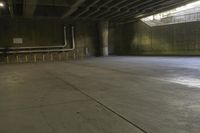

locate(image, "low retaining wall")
[[0, 49, 86, 64]]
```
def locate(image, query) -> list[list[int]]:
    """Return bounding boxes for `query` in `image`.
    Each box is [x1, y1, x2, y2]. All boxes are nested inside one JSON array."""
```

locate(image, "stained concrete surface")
[[0, 56, 200, 133], [109, 21, 200, 55]]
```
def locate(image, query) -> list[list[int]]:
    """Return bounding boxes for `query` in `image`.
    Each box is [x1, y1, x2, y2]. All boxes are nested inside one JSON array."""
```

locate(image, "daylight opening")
[[141, 0, 200, 26]]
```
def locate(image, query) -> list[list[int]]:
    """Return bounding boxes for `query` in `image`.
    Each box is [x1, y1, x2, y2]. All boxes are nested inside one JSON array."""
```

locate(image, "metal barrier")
[[142, 12, 200, 27]]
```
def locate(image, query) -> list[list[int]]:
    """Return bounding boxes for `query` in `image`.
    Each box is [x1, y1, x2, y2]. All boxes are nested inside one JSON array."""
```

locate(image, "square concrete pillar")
[[98, 21, 109, 56]]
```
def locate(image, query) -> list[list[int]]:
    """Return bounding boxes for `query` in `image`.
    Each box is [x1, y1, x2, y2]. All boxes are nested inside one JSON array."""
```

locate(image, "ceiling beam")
[[139, 0, 190, 19], [113, 0, 176, 22], [92, 0, 129, 18], [98, 0, 142, 19], [23, 0, 38, 18], [116, 0, 196, 24], [7, 0, 71, 7], [83, 0, 114, 18], [73, 0, 101, 18], [108, 0, 155, 20], [37, 1, 70, 7], [62, 0, 86, 18]]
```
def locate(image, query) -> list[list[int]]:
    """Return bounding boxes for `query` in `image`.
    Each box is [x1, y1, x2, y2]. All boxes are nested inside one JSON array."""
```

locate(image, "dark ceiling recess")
[[34, 5, 68, 17], [12, 0, 23, 16], [0, 0, 198, 22]]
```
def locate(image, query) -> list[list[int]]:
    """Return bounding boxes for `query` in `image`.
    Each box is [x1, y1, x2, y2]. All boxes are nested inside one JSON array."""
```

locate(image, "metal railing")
[[161, 12, 200, 24], [142, 12, 200, 27]]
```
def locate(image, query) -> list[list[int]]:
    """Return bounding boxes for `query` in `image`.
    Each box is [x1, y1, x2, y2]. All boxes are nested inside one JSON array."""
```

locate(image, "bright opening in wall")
[[0, 2, 4, 7], [141, 0, 200, 27]]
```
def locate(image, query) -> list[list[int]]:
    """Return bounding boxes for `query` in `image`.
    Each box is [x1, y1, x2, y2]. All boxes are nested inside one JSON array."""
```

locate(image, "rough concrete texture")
[[0, 18, 99, 56], [0, 50, 85, 64], [98, 21, 109, 56], [109, 21, 200, 55], [0, 18, 100, 64], [0, 56, 200, 133]]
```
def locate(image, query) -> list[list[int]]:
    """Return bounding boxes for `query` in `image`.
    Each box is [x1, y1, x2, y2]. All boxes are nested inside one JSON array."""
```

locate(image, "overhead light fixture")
[[0, 2, 4, 7]]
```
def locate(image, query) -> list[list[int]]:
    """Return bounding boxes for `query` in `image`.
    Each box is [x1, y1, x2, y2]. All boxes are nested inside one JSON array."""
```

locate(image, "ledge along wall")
[[0, 18, 99, 64], [109, 20, 200, 56]]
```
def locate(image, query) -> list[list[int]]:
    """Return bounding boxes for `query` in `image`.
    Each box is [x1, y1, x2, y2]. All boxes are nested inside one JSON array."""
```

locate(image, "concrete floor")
[[0, 56, 200, 133]]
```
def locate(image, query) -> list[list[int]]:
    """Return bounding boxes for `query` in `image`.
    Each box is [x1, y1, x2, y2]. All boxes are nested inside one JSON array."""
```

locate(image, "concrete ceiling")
[[0, 0, 198, 23]]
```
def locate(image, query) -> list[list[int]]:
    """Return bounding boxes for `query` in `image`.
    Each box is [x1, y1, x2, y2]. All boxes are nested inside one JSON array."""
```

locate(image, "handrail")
[[142, 12, 200, 26]]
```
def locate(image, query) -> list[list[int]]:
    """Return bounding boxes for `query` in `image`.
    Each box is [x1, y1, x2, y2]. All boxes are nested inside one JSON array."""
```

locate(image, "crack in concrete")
[[45, 70, 148, 133]]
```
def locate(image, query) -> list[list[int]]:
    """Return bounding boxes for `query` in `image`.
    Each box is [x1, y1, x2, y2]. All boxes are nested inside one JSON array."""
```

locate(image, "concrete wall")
[[0, 18, 99, 63], [0, 19, 63, 47], [109, 21, 200, 55]]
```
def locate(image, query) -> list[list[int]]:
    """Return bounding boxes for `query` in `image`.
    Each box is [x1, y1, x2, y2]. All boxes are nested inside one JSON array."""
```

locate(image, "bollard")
[[50, 54, 53, 61], [66, 53, 69, 60], [73, 52, 76, 60], [59, 54, 61, 61], [34, 55, 37, 63], [6, 56, 9, 64], [25, 55, 28, 63], [42, 54, 45, 62], [16, 56, 19, 63]]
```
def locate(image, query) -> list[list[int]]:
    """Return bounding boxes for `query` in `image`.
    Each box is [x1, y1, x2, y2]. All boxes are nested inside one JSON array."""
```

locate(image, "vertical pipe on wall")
[[99, 21, 109, 56], [0, 26, 75, 54]]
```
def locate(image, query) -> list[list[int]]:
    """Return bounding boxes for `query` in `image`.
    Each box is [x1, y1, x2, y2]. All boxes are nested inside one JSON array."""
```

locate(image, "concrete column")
[[99, 21, 109, 56]]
